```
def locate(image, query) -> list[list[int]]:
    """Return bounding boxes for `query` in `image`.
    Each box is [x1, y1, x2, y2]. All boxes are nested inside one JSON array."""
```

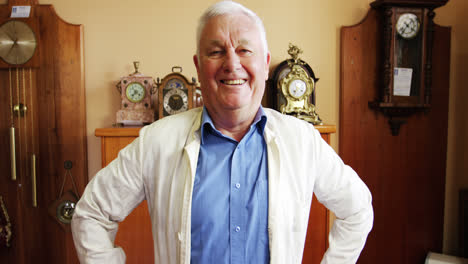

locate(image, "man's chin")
[[224, 102, 261, 113]]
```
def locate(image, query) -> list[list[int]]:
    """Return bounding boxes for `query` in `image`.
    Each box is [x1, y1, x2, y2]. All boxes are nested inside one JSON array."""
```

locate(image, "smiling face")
[[193, 13, 271, 123]]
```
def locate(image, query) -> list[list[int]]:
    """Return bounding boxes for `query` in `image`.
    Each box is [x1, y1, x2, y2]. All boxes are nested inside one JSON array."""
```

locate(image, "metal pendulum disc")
[[0, 20, 37, 65]]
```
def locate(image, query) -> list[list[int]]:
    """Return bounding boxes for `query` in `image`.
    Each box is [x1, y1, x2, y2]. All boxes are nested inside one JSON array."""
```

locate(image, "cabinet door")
[[301, 131, 332, 264], [100, 133, 155, 264]]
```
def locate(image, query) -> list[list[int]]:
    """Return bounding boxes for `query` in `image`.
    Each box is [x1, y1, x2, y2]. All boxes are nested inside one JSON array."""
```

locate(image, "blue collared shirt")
[[191, 107, 269, 264]]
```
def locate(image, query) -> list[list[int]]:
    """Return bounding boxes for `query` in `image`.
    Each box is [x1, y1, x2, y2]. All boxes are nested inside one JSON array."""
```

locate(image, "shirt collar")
[[200, 106, 268, 145]]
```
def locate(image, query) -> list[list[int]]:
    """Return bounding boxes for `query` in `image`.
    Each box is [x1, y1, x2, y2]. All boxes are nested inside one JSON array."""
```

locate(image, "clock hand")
[[404, 22, 411, 32]]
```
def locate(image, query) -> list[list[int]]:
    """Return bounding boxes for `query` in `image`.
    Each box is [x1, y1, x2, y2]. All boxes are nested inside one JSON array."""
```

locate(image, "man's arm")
[[71, 136, 145, 264], [312, 130, 374, 264]]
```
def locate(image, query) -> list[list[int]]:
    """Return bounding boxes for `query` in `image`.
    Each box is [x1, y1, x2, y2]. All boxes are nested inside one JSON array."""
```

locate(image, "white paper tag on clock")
[[393, 67, 412, 96], [11, 6, 31, 18]]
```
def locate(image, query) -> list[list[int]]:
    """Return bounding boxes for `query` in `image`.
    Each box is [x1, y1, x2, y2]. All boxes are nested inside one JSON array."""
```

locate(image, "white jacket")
[[72, 107, 373, 264]]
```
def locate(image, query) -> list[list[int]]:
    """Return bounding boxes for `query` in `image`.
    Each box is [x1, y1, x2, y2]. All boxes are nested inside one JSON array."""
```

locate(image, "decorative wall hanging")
[[48, 161, 80, 229]]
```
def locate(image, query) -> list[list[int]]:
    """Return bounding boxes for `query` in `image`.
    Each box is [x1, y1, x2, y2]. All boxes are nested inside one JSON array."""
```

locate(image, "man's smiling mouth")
[[221, 79, 246, 85]]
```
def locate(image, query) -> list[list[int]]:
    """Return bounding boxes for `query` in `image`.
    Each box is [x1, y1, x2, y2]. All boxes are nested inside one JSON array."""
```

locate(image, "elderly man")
[[72, 1, 373, 264]]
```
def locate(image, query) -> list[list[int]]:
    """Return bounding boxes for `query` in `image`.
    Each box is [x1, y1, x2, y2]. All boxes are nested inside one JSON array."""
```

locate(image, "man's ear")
[[193, 54, 203, 83], [264, 52, 271, 80], [193, 54, 200, 74]]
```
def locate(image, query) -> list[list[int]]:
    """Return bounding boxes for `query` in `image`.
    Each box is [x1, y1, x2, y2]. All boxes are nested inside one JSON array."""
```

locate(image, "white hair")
[[195, 0, 269, 61]]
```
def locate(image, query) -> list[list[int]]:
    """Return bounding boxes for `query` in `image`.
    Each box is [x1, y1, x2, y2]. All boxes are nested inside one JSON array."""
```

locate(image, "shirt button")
[[235, 226, 241, 232], [235, 183, 241, 189]]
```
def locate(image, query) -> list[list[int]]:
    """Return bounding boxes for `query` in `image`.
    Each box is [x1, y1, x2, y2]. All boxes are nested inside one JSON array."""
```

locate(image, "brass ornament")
[[51, 191, 78, 225], [48, 161, 80, 230]]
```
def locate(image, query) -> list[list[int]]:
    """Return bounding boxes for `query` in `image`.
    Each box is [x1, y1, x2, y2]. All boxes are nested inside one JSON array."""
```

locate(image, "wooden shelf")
[[96, 124, 336, 137]]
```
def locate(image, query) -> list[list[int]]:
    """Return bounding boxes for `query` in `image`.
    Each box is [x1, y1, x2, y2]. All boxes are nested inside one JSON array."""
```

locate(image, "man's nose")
[[222, 50, 241, 72]]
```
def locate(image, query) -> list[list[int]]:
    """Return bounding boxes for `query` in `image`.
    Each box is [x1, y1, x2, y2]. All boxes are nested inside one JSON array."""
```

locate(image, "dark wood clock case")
[[367, 0, 449, 135]]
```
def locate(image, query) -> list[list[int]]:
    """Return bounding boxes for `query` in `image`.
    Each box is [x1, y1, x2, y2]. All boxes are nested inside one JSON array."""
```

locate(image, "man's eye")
[[209, 50, 223, 56], [238, 49, 252, 55]]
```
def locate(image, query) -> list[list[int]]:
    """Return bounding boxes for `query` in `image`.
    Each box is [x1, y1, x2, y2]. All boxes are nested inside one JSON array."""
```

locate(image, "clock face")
[[396, 13, 420, 39], [275, 64, 314, 108], [163, 87, 188, 115], [288, 79, 307, 99], [125, 82, 146, 103], [163, 78, 189, 115], [0, 20, 37, 65]]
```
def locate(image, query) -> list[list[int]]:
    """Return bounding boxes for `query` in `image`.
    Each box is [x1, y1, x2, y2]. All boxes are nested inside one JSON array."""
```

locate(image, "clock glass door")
[[393, 8, 424, 99], [0, 67, 43, 263]]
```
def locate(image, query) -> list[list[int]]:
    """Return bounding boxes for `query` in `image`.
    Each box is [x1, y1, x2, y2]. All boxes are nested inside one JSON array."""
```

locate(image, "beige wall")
[[436, 0, 468, 256], [7, 0, 465, 256]]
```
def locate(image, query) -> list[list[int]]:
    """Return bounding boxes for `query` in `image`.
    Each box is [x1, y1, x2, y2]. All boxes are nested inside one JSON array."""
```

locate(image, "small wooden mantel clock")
[[368, 0, 449, 135], [157, 66, 198, 119]]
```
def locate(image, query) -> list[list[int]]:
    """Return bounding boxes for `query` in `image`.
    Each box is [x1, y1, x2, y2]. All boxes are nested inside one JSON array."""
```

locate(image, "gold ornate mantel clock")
[[270, 44, 322, 125], [368, 0, 449, 135], [157, 66, 199, 119], [116, 61, 156, 126]]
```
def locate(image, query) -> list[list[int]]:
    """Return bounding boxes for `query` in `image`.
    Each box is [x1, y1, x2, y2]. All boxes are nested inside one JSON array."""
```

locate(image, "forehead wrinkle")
[[238, 38, 250, 46], [209, 39, 223, 47], [206, 38, 247, 49]]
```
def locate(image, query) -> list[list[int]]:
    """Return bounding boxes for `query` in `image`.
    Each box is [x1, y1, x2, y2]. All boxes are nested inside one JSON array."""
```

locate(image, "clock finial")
[[133, 61, 140, 73], [287, 43, 303, 63]]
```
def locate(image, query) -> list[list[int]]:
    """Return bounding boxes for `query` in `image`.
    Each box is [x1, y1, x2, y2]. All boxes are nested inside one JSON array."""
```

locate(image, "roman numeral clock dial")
[[157, 66, 199, 119], [396, 13, 420, 39]]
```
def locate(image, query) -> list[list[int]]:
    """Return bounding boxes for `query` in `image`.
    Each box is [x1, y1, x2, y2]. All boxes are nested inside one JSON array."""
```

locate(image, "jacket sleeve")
[[71, 136, 146, 264], [311, 129, 374, 264]]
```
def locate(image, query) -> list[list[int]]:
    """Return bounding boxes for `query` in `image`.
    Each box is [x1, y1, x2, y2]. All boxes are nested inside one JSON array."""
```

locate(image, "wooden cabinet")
[[95, 124, 336, 264], [95, 128, 154, 263], [302, 125, 336, 264]]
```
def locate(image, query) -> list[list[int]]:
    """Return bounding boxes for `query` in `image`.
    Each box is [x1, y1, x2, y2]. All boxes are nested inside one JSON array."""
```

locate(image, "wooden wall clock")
[[368, 0, 449, 135]]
